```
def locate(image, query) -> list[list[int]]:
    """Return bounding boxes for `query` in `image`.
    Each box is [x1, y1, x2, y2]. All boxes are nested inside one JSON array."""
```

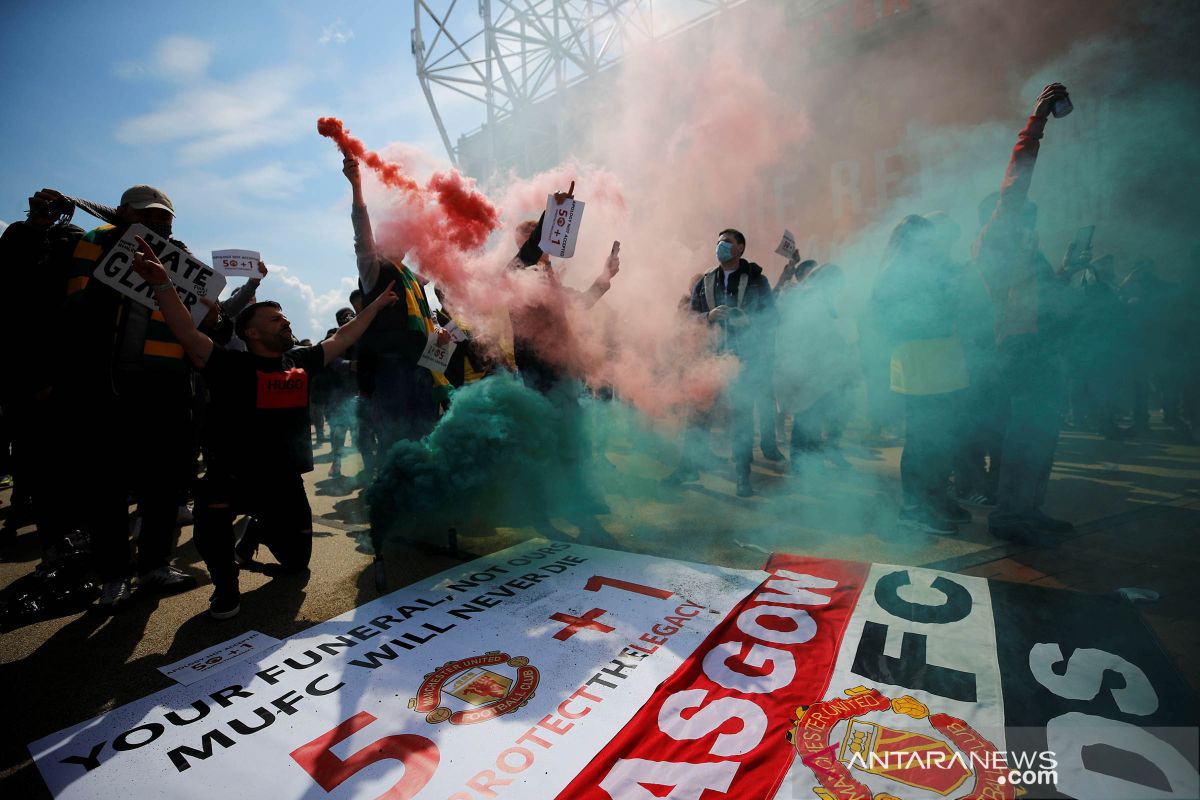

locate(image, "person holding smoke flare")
[[973, 82, 1075, 543], [341, 156, 452, 481]]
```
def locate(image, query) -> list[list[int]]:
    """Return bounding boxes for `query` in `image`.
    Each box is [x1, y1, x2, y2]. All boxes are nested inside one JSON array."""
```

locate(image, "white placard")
[[91, 224, 227, 326], [211, 249, 262, 279], [443, 319, 467, 343], [417, 331, 456, 372], [539, 195, 585, 259], [775, 228, 798, 259], [157, 631, 282, 686]]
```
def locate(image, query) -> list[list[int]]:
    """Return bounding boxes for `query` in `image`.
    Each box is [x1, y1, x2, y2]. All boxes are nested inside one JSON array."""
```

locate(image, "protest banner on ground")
[[91, 224, 227, 326], [30, 543, 1198, 799], [539, 195, 585, 258], [211, 249, 263, 279]]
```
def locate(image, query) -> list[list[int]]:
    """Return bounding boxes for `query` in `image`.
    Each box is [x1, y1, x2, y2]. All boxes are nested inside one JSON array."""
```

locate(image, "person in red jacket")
[[972, 82, 1074, 543]]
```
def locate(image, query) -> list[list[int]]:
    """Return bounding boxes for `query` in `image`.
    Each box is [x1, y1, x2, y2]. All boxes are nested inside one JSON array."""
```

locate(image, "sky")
[[0, 1, 483, 341]]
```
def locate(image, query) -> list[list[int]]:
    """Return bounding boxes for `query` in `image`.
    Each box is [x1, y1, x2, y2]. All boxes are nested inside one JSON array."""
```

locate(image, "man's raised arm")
[[131, 235, 215, 367], [993, 82, 1068, 224], [343, 156, 381, 291]]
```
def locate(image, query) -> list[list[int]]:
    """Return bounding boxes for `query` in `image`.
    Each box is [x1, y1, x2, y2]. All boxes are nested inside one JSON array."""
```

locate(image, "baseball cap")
[[120, 185, 174, 216]]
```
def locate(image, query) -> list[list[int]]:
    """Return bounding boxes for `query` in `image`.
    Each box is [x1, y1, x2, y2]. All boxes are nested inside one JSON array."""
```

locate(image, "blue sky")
[[1, 1, 482, 340]]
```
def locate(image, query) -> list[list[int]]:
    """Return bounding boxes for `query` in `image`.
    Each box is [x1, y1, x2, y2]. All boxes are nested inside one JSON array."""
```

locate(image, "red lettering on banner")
[[550, 608, 614, 641], [555, 557, 872, 800], [256, 368, 308, 409]]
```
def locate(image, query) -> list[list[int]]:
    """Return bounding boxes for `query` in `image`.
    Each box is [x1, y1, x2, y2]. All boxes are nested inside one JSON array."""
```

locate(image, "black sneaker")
[[138, 566, 198, 595], [736, 475, 755, 498], [898, 506, 957, 536], [661, 467, 700, 486], [209, 587, 241, 620], [97, 578, 133, 611]]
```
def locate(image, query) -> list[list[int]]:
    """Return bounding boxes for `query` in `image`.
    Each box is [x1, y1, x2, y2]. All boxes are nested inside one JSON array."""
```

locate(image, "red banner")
[[556, 557, 870, 800]]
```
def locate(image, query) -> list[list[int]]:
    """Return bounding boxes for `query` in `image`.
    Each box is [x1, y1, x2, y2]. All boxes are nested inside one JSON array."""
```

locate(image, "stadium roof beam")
[[412, 0, 753, 173]]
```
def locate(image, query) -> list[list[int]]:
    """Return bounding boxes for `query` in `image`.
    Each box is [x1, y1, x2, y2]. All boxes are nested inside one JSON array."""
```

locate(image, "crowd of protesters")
[[1, 82, 1197, 623]]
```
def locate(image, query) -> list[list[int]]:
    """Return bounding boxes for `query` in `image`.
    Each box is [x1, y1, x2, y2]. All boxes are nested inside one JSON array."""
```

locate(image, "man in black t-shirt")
[[129, 235, 399, 618]]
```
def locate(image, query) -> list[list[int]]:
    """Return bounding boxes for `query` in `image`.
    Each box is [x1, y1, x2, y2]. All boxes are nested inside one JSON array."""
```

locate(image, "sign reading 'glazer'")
[[92, 224, 227, 326]]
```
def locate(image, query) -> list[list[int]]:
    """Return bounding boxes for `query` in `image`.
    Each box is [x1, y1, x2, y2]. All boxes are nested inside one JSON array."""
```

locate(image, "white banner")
[[539, 196, 585, 259], [211, 249, 262, 279], [91, 224, 227, 326], [30, 542, 763, 800]]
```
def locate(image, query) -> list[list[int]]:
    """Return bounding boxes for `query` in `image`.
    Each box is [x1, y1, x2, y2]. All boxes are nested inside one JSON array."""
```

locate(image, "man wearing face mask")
[[973, 83, 1074, 543], [663, 229, 776, 497], [62, 185, 199, 610]]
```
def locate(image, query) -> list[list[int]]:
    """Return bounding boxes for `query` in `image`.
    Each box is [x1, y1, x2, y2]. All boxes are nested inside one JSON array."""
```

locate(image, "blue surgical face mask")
[[716, 240, 735, 263]]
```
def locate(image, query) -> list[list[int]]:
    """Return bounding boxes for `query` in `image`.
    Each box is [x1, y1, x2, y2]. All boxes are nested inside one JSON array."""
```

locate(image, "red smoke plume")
[[317, 117, 420, 193], [317, 116, 502, 288]]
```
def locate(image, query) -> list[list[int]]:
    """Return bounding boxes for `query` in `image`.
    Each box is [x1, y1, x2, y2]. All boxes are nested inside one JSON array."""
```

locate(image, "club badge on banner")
[[30, 546, 1199, 799], [91, 223, 226, 326]]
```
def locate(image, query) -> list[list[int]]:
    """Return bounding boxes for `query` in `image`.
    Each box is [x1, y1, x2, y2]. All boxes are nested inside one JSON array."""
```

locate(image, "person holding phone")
[[662, 228, 776, 498]]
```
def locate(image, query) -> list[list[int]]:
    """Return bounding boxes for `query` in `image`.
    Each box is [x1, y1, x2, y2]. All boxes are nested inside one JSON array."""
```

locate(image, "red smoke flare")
[[317, 116, 420, 193], [317, 116, 502, 283]]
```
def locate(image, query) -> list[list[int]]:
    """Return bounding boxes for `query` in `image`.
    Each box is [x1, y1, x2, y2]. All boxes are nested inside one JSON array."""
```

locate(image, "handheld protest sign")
[[417, 331, 456, 372], [539, 193, 585, 259], [212, 249, 263, 279], [774, 229, 798, 260], [442, 320, 467, 344], [92, 224, 227, 326]]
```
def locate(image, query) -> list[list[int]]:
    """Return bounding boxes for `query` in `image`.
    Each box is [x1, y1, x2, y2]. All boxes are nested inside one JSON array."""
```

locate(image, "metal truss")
[[412, 0, 751, 171]]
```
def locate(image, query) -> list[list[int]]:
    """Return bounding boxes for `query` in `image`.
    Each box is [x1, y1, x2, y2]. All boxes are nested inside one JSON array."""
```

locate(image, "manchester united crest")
[[408, 651, 539, 725], [787, 686, 1016, 800]]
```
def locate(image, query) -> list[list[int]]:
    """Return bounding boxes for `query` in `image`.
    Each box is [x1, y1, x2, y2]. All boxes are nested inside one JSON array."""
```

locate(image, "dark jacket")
[[0, 219, 83, 396], [689, 258, 775, 360]]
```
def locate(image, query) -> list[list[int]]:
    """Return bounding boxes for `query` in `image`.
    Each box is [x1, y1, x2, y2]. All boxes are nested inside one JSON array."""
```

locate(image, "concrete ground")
[[1, 413, 1197, 798]]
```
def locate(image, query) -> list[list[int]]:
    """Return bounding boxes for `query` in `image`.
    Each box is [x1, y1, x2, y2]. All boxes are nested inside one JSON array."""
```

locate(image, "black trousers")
[[82, 371, 194, 581], [2, 391, 71, 548], [194, 470, 313, 591], [990, 336, 1063, 525], [900, 391, 962, 509]]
